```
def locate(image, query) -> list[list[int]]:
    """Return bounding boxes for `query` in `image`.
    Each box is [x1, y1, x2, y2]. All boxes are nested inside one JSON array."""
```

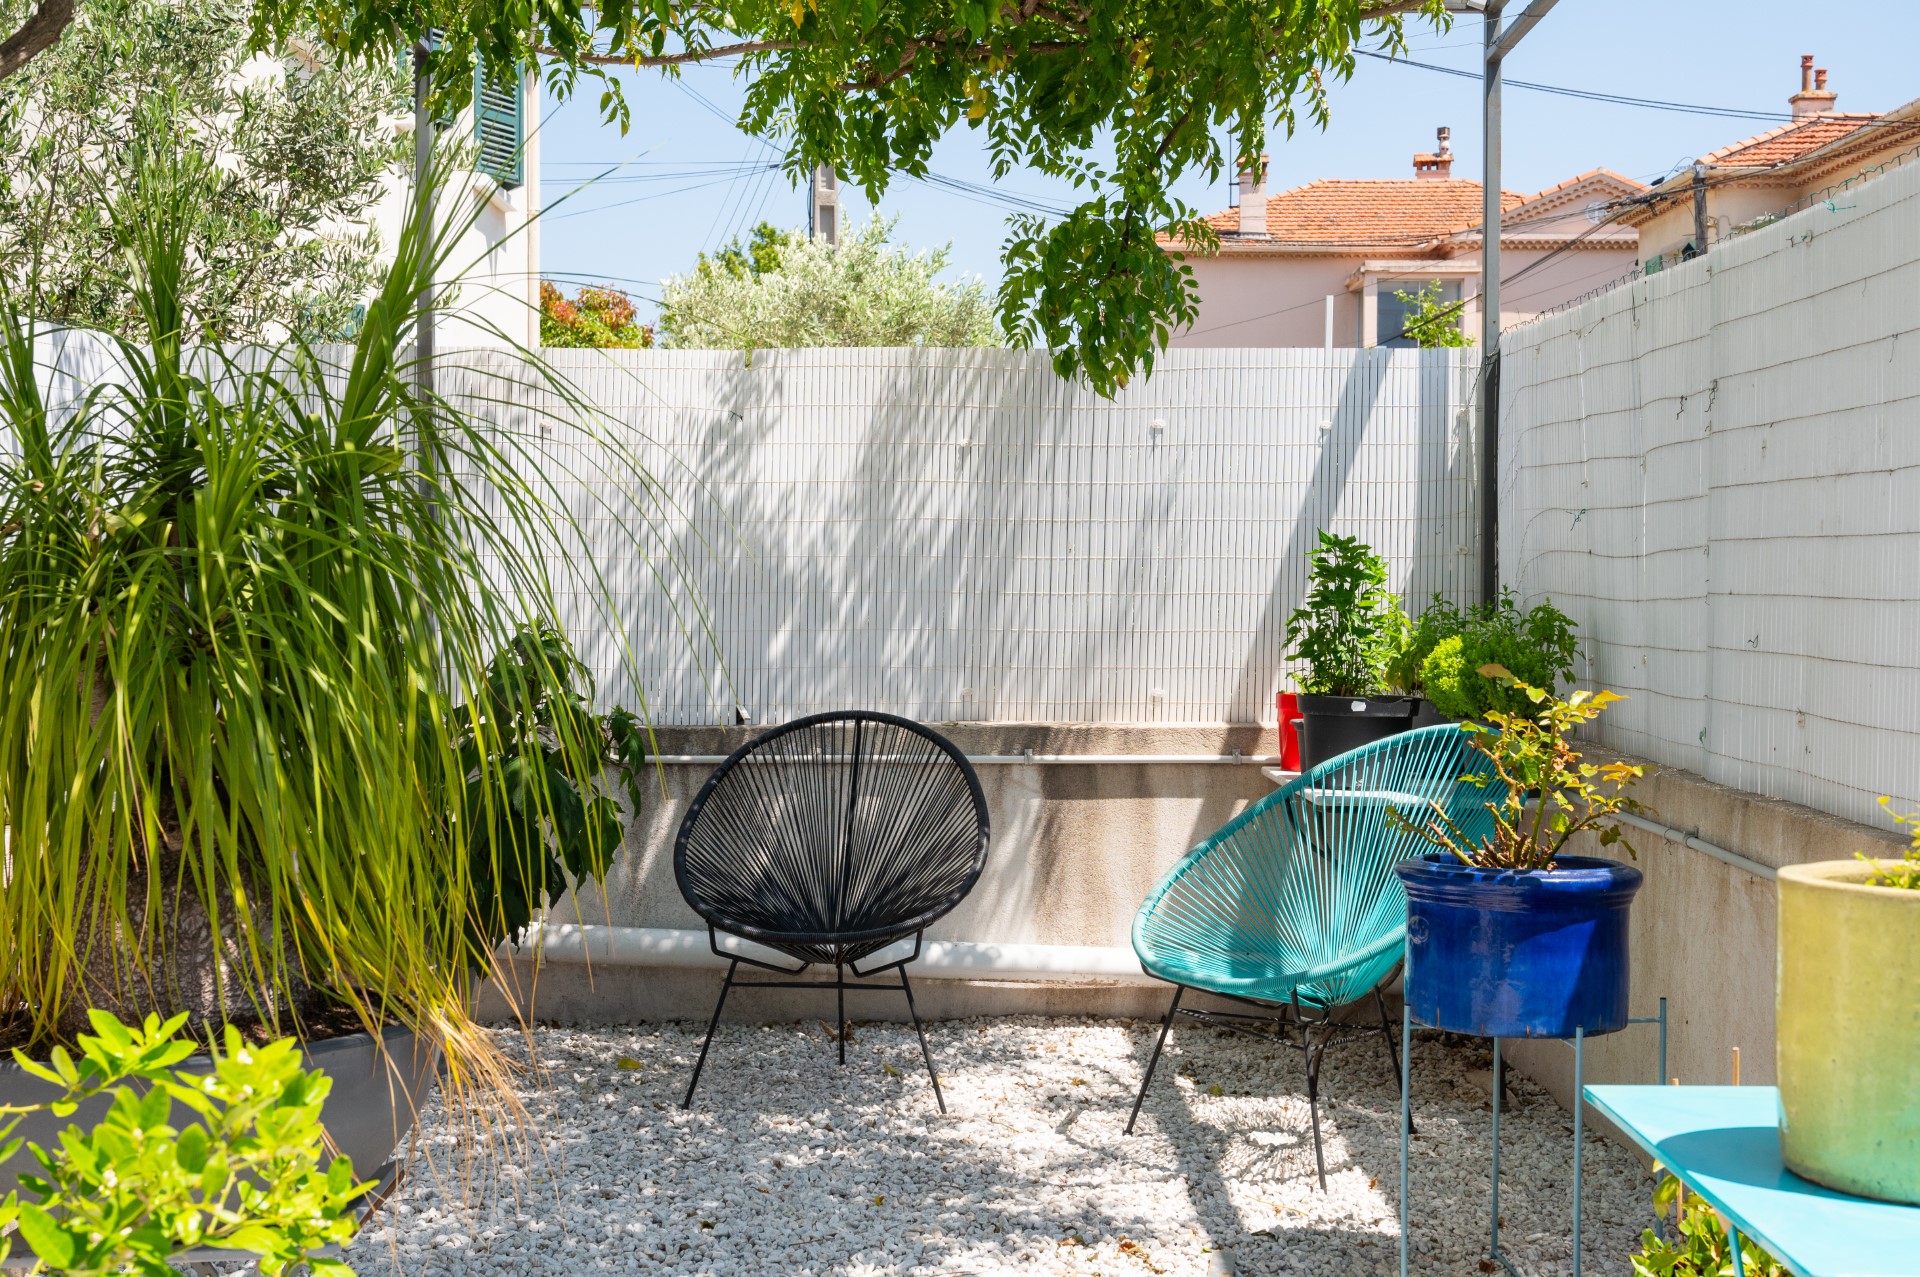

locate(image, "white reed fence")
[[442, 347, 1480, 726], [1499, 155, 1920, 827]]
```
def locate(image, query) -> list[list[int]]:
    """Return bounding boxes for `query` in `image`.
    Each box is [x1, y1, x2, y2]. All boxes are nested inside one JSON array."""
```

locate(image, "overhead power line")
[[1357, 48, 1801, 123]]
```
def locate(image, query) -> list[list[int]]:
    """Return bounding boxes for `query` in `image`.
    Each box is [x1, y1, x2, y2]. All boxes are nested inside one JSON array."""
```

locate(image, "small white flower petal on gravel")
[[346, 1017, 1654, 1277]]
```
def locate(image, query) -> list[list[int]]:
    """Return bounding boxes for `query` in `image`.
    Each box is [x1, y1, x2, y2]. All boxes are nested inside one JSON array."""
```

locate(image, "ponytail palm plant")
[[0, 144, 673, 1088]]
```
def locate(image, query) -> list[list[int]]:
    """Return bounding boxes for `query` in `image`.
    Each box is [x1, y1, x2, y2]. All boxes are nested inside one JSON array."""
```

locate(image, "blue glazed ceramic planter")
[[1396, 853, 1642, 1038]]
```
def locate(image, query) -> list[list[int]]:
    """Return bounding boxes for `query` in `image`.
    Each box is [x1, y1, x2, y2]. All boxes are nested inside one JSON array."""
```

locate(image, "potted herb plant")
[[1385, 595, 1467, 728], [1392, 667, 1646, 1037], [1283, 530, 1415, 769], [0, 148, 669, 1197], [1775, 805, 1920, 1205], [1416, 589, 1580, 723]]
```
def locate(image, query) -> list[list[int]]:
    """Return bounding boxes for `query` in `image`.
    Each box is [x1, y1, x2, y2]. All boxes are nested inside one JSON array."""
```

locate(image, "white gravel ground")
[[346, 1015, 1657, 1277]]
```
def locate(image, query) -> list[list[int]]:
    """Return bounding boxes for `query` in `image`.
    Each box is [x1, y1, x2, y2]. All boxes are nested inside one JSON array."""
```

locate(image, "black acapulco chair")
[[674, 711, 991, 1112]]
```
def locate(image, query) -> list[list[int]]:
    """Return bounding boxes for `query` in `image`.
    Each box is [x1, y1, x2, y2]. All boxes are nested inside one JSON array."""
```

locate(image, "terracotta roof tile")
[[1191, 178, 1524, 247], [1702, 114, 1881, 168]]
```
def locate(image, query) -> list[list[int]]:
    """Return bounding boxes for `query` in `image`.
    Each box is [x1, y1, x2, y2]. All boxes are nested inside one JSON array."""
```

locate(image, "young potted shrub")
[[1283, 531, 1415, 769], [0, 150, 662, 1198], [1385, 595, 1468, 728], [1775, 807, 1920, 1205], [1417, 589, 1580, 723], [1392, 667, 1646, 1037]]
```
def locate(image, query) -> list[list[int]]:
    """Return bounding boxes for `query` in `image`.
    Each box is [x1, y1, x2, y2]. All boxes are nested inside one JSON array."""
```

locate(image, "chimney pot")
[[1789, 55, 1837, 116], [1414, 127, 1454, 180], [1237, 154, 1269, 237]]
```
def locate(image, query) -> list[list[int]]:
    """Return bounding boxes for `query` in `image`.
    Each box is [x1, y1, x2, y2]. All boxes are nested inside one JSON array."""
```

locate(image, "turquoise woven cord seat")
[[1125, 724, 1503, 1187]]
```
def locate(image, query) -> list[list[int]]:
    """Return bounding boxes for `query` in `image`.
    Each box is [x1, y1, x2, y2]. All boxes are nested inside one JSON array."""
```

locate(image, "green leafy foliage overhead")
[[658, 216, 1002, 349], [0, 0, 408, 341], [238, 0, 1447, 393], [0, 1011, 368, 1276]]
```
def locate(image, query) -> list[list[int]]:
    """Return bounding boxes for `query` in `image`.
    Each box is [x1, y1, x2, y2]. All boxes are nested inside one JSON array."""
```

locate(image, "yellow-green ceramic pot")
[[1776, 859, 1920, 1204]]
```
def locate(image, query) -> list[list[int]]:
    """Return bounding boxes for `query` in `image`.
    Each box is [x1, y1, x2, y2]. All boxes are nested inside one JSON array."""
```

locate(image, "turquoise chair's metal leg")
[[1126, 986, 1184, 1135], [1727, 1220, 1746, 1275]]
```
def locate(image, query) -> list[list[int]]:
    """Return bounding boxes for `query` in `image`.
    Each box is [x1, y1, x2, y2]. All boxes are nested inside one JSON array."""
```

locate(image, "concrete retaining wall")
[[480, 722, 1278, 1024]]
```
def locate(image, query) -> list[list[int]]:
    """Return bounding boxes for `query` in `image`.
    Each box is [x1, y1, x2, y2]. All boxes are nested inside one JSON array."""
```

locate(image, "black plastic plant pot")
[[1296, 694, 1417, 770]]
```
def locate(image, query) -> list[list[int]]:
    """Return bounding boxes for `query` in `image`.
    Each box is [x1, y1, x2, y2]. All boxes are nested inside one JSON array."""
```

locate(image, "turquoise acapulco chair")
[[1126, 724, 1503, 1188]]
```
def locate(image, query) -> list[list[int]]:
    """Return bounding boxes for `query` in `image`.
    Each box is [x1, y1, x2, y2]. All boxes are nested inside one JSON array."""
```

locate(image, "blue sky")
[[536, 2, 1919, 320]]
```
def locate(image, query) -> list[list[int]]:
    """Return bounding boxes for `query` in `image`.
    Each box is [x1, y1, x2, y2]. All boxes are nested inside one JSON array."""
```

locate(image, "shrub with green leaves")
[[1385, 595, 1469, 696], [1393, 665, 1643, 873], [1284, 531, 1401, 698], [0, 1011, 367, 1276], [461, 623, 650, 949], [1419, 589, 1580, 720], [1631, 1173, 1783, 1277], [1860, 799, 1920, 890], [657, 216, 1002, 350]]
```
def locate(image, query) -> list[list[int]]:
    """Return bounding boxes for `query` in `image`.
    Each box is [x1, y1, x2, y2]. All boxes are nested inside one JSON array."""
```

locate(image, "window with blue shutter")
[[474, 66, 524, 190]]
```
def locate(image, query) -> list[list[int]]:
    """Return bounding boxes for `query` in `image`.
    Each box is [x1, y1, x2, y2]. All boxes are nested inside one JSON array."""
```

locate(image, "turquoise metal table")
[[1584, 1085, 1920, 1277]]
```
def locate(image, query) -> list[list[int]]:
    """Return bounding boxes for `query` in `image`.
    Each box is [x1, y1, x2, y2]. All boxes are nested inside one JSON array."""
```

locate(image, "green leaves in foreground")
[[1631, 1173, 1783, 1276], [0, 1011, 368, 1276]]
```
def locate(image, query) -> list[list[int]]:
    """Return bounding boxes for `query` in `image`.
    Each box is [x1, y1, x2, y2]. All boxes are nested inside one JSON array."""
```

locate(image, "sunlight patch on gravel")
[[346, 1016, 1654, 1277]]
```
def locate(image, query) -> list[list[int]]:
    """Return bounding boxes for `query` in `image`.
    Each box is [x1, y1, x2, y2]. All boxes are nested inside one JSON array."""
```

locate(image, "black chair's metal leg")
[[684, 959, 738, 1109], [1294, 991, 1329, 1191], [835, 963, 847, 1065], [898, 969, 946, 1114], [1126, 986, 1184, 1135], [1375, 986, 1416, 1136]]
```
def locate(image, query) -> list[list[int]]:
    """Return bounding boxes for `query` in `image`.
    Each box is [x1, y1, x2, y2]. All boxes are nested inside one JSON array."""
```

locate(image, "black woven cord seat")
[[674, 711, 990, 1111]]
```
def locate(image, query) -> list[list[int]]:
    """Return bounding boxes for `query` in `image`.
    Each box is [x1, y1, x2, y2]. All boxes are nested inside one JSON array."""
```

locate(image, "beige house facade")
[[1164, 131, 1644, 349]]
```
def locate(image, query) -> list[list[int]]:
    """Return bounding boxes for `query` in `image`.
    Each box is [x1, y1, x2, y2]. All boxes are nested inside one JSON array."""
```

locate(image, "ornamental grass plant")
[[0, 142, 690, 1099]]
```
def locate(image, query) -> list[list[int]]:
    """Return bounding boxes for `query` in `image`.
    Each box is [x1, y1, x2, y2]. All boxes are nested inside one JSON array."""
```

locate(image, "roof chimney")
[[1413, 126, 1454, 180], [1237, 155, 1269, 236], [1789, 55, 1838, 116]]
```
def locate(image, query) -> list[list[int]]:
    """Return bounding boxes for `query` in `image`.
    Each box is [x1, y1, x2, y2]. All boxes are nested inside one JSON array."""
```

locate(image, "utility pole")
[[809, 163, 841, 246], [1477, 0, 1557, 606]]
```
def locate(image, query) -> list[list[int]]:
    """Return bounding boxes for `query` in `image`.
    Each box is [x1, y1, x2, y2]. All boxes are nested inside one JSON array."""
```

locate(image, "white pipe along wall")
[[514, 924, 1157, 985]]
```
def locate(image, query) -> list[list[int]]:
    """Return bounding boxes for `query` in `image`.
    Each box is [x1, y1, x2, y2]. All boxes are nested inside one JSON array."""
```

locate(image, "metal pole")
[[1477, 1, 1506, 606], [1692, 163, 1709, 256], [1490, 1036, 1502, 1258], [410, 42, 435, 398], [1573, 1026, 1585, 1277]]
